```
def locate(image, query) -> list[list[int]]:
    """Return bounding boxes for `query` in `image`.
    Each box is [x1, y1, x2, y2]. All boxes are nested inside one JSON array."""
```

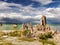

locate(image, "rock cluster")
[[22, 16, 50, 31], [21, 15, 57, 37]]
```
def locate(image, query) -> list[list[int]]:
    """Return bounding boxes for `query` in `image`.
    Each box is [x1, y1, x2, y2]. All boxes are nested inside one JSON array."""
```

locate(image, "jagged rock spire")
[[40, 15, 47, 26]]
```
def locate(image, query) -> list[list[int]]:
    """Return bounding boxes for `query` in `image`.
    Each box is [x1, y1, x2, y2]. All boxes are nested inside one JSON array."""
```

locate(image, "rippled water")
[[0, 24, 60, 31]]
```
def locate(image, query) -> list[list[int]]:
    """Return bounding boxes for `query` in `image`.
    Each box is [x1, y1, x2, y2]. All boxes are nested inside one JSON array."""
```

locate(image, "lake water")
[[0, 24, 60, 31], [0, 24, 22, 30], [50, 24, 60, 31]]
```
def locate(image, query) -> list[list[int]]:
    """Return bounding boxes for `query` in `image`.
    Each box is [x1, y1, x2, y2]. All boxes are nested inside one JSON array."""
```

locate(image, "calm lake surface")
[[0, 24, 60, 31]]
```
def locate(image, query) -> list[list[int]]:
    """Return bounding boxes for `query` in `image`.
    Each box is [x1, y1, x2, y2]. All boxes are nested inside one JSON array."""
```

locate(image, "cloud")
[[43, 8, 60, 24], [0, 1, 60, 24], [31, 0, 52, 5], [44, 8, 60, 18]]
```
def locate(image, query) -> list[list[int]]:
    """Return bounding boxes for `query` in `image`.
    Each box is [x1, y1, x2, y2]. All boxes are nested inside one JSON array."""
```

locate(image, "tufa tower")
[[40, 15, 47, 26]]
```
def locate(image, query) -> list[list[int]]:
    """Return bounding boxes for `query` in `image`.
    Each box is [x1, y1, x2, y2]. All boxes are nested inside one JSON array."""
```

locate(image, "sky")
[[0, 0, 60, 24]]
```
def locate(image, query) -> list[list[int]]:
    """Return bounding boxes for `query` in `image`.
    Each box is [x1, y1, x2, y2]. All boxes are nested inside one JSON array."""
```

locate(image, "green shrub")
[[18, 37, 35, 42], [7, 30, 21, 37], [39, 33, 47, 40], [38, 32, 53, 40], [45, 32, 53, 38], [0, 42, 14, 45], [38, 32, 55, 45], [23, 30, 31, 37], [46, 40, 55, 45]]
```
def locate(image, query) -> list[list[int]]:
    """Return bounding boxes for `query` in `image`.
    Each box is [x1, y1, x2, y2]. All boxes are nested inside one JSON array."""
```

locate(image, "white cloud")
[[44, 8, 60, 18], [32, 0, 52, 5], [0, 1, 60, 23], [0, 13, 32, 20]]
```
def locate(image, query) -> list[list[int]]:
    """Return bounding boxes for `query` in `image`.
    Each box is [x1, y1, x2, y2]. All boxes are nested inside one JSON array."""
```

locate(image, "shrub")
[[45, 32, 53, 38], [38, 32, 54, 45], [18, 37, 35, 42], [0, 42, 14, 45], [22, 30, 31, 37], [7, 30, 22, 37], [38, 32, 53, 40]]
